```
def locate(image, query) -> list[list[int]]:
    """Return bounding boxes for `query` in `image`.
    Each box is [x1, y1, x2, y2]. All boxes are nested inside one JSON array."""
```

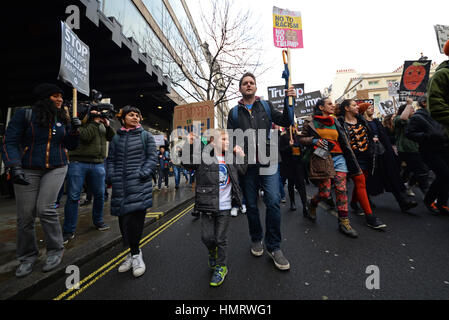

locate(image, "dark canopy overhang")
[[5, 0, 175, 132]]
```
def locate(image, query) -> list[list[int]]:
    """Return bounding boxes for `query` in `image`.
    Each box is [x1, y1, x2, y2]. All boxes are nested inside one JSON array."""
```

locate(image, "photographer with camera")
[[62, 92, 116, 244], [1, 83, 80, 278]]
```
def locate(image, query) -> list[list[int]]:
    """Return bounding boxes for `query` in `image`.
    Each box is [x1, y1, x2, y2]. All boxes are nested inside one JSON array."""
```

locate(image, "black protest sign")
[[58, 21, 90, 96], [298, 91, 322, 117], [267, 84, 305, 113], [398, 60, 431, 102]]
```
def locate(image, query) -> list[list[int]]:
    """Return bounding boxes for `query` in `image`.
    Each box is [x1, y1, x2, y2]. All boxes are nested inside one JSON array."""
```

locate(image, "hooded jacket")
[[428, 60, 449, 133]]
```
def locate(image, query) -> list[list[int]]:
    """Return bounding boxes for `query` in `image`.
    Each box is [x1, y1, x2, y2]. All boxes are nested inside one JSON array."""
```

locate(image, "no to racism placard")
[[58, 21, 90, 96], [273, 6, 303, 49], [399, 60, 432, 102]]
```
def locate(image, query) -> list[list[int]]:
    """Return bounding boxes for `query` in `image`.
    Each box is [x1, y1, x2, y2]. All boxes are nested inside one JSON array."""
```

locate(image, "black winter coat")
[[227, 97, 294, 165], [406, 108, 449, 154], [182, 142, 247, 213], [279, 132, 305, 180], [364, 118, 404, 196], [107, 127, 158, 217]]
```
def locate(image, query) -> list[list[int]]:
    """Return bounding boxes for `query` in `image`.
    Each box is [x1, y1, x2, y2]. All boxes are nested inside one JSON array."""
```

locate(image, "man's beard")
[[242, 92, 255, 100]]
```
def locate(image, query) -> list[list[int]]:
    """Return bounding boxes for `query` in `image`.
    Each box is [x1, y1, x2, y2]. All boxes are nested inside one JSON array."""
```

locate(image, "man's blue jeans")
[[63, 162, 106, 234], [173, 165, 181, 187], [241, 165, 281, 252], [278, 164, 286, 199]]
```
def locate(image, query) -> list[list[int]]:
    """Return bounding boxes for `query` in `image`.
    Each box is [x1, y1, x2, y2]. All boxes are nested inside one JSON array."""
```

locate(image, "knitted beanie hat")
[[33, 83, 64, 101], [358, 102, 371, 114]]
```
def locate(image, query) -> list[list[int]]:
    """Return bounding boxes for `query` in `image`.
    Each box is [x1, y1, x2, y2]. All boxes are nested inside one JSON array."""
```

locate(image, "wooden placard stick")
[[72, 88, 77, 118]]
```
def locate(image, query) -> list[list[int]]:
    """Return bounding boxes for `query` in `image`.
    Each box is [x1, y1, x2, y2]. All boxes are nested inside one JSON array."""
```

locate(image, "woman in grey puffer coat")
[[107, 106, 157, 278]]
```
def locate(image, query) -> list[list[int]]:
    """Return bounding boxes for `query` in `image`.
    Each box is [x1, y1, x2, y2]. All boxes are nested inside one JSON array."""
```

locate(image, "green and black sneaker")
[[210, 265, 228, 287]]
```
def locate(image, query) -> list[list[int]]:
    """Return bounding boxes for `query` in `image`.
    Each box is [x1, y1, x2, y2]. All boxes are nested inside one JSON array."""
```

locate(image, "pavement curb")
[[2, 196, 195, 300]]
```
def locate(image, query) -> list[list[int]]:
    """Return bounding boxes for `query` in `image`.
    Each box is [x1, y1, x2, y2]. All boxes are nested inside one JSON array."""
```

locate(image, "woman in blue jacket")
[[1, 83, 80, 278], [107, 106, 157, 278]]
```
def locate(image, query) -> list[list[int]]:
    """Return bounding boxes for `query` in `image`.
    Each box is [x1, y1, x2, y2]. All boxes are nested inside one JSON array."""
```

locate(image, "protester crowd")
[[1, 40, 448, 287]]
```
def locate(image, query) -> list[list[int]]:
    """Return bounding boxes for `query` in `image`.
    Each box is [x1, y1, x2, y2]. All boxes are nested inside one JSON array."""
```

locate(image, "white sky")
[[187, 0, 449, 102]]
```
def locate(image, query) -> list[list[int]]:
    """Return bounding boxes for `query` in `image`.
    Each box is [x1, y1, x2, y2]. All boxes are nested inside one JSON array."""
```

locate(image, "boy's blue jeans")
[[241, 165, 281, 252], [63, 162, 106, 234]]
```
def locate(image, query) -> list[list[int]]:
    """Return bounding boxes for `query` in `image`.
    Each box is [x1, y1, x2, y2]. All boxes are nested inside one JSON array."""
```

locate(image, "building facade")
[[99, 0, 229, 129]]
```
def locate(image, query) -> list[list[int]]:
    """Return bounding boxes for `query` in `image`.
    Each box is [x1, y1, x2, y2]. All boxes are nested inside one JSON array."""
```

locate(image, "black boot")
[[290, 200, 296, 211], [307, 200, 317, 221], [302, 202, 309, 217], [325, 197, 336, 209], [399, 200, 418, 213], [350, 202, 364, 216]]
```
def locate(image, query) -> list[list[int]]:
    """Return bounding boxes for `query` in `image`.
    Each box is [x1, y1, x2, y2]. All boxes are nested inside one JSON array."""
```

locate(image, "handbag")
[[374, 141, 385, 156]]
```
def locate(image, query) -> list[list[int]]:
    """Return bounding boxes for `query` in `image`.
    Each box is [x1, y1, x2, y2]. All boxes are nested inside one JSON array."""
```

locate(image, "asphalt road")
[[29, 186, 449, 301]]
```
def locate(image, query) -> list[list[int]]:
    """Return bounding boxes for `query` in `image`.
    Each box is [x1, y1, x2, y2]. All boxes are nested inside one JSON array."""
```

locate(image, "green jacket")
[[69, 121, 115, 163], [428, 60, 449, 134], [394, 116, 419, 153]]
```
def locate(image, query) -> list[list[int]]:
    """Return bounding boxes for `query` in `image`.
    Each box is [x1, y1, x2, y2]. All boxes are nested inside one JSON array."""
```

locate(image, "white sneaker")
[[231, 207, 238, 217], [132, 251, 146, 278], [118, 253, 133, 273], [241, 204, 247, 214]]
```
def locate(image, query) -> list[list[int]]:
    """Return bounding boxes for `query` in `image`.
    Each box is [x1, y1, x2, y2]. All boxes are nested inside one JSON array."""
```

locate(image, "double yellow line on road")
[[54, 203, 194, 300]]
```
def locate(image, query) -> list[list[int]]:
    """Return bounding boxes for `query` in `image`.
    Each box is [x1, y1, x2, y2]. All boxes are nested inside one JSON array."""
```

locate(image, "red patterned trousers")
[[312, 172, 348, 218]]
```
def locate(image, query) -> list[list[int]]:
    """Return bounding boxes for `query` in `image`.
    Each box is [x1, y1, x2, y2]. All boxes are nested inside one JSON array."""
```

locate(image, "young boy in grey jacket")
[[182, 129, 246, 286]]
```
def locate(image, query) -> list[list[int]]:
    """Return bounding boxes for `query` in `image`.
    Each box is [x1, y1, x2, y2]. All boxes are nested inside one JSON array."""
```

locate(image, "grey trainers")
[[15, 261, 34, 278], [42, 255, 63, 272], [250, 241, 264, 257], [268, 250, 290, 271]]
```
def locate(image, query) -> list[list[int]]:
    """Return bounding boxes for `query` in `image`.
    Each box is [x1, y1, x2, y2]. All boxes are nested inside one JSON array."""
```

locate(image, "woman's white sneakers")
[[118, 251, 146, 277], [118, 254, 133, 273], [132, 251, 146, 277]]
